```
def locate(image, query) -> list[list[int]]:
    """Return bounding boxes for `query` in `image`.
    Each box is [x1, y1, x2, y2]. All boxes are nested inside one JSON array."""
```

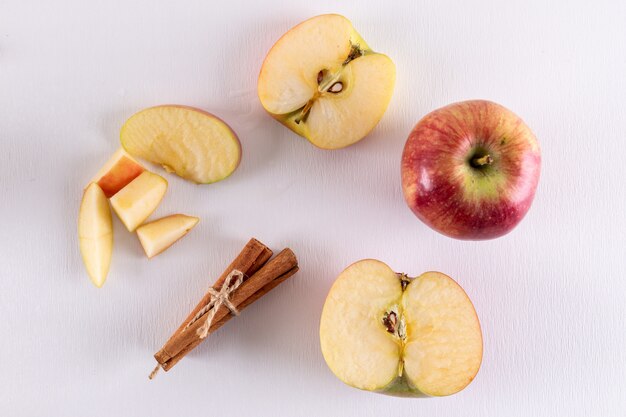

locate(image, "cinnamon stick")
[[156, 238, 271, 354], [160, 267, 299, 371], [153, 240, 298, 372]]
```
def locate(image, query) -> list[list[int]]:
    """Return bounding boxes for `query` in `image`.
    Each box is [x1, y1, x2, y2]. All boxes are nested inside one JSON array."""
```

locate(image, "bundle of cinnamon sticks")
[[151, 238, 298, 376]]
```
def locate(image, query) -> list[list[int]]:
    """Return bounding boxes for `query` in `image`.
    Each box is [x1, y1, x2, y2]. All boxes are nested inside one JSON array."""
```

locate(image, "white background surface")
[[1, 1, 625, 416]]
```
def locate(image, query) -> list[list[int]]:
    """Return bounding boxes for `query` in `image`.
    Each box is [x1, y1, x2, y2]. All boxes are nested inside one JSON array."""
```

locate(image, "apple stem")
[[398, 273, 411, 291], [471, 154, 493, 167], [342, 43, 363, 65]]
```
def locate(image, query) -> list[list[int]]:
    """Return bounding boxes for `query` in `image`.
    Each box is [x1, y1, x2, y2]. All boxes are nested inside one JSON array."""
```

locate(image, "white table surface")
[[1, 1, 625, 416]]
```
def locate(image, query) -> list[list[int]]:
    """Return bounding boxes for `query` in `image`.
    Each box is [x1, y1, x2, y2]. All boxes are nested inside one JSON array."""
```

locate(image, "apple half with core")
[[320, 259, 482, 397], [78, 183, 113, 287], [401, 100, 541, 240], [89, 148, 145, 198], [121, 106, 241, 184], [136, 214, 199, 259], [110, 171, 167, 232], [258, 14, 396, 149]]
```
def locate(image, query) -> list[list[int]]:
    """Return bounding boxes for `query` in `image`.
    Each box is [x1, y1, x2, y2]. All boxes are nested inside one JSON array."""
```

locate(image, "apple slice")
[[320, 259, 482, 397], [258, 14, 396, 149], [78, 183, 113, 287], [89, 148, 145, 198], [120, 106, 241, 184], [110, 171, 167, 232], [136, 214, 199, 258]]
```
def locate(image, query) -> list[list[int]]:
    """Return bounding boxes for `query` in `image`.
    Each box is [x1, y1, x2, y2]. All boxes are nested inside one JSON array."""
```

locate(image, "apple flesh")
[[78, 183, 113, 287], [136, 214, 199, 258], [120, 105, 241, 184], [110, 171, 167, 232], [401, 100, 541, 240], [258, 14, 396, 149], [89, 148, 145, 198], [320, 259, 482, 397]]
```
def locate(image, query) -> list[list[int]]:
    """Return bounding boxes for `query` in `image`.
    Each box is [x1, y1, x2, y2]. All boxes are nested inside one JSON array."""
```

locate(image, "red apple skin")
[[401, 100, 541, 240], [97, 156, 144, 198]]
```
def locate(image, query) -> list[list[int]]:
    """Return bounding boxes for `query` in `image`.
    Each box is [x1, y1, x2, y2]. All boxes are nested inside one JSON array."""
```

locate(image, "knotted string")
[[149, 270, 245, 380], [186, 269, 244, 338]]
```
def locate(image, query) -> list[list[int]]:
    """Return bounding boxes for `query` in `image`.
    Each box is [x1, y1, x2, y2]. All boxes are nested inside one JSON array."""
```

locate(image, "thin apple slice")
[[110, 171, 167, 232], [136, 214, 199, 258], [120, 106, 241, 184], [89, 148, 145, 198], [78, 183, 113, 288]]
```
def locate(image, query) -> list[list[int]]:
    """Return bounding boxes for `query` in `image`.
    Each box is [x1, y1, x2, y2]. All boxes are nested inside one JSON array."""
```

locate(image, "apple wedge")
[[320, 259, 482, 397], [120, 106, 241, 184], [258, 14, 396, 149], [110, 171, 167, 232], [136, 214, 199, 258], [89, 148, 145, 198], [78, 183, 113, 288]]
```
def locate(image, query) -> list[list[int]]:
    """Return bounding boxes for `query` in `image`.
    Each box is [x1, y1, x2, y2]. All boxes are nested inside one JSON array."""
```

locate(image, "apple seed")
[[382, 311, 397, 334], [317, 70, 324, 84], [328, 82, 343, 93]]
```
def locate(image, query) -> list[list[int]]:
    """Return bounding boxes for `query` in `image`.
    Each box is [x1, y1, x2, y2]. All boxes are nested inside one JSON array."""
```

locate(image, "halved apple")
[[136, 214, 199, 258], [120, 106, 241, 184], [258, 14, 396, 149], [78, 183, 113, 287], [320, 259, 482, 397], [89, 148, 145, 198], [110, 171, 167, 232]]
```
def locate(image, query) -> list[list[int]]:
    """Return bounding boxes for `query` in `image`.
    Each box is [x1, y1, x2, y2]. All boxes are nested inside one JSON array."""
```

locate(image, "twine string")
[[186, 269, 245, 338], [148, 269, 245, 380], [149, 363, 160, 380]]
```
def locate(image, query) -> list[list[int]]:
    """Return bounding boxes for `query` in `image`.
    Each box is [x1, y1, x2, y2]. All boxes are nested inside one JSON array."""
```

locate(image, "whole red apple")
[[401, 100, 541, 240]]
